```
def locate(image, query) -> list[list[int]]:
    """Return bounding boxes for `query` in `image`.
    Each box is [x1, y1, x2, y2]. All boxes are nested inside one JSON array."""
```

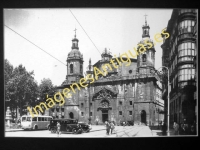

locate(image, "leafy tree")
[[4, 59, 14, 102], [5, 61, 39, 117], [38, 78, 56, 114]]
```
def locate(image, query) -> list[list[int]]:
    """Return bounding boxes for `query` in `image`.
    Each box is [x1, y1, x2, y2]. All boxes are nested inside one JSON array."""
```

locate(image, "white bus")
[[21, 115, 53, 130]]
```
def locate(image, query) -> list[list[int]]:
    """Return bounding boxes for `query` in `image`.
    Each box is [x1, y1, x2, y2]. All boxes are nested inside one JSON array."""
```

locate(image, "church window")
[[142, 54, 146, 62], [119, 101, 122, 105], [119, 111, 122, 115], [90, 112, 93, 116], [144, 30, 147, 35], [81, 103, 84, 108], [129, 111, 132, 115], [81, 112, 84, 116], [129, 101, 132, 105], [129, 70, 132, 74], [90, 103, 92, 106], [70, 64, 73, 73]]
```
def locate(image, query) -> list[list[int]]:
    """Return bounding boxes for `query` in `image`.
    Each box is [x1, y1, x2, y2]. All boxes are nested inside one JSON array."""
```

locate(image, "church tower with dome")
[[66, 29, 84, 84]]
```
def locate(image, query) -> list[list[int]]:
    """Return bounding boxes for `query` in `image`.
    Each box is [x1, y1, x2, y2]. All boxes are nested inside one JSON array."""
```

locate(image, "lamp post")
[[150, 66, 170, 136]]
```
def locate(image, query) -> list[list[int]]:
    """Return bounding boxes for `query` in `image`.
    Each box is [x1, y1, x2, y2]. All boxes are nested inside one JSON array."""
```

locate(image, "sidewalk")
[[90, 125, 106, 132], [150, 126, 175, 136]]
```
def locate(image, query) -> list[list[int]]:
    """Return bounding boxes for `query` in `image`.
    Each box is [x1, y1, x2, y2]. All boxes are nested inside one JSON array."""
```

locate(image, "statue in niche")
[[138, 83, 144, 100]]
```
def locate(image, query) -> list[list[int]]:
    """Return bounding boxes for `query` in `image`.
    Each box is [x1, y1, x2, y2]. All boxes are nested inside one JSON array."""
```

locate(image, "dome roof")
[[67, 49, 83, 59]]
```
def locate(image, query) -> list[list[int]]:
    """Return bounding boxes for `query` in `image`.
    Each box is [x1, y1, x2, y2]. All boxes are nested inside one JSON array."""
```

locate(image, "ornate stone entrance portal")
[[93, 87, 117, 123]]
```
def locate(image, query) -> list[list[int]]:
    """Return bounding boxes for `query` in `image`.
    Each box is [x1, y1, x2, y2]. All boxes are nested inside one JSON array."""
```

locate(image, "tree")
[[4, 59, 14, 102], [5, 61, 39, 118], [38, 78, 56, 114]]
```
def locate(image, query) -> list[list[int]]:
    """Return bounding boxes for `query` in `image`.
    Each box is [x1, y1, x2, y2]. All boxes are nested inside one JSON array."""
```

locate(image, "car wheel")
[[82, 128, 88, 133], [51, 128, 54, 133], [72, 128, 77, 134], [34, 125, 38, 130]]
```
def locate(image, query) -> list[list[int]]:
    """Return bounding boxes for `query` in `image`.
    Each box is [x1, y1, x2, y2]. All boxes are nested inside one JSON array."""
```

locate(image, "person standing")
[[173, 122, 179, 135], [105, 121, 110, 135], [57, 122, 61, 137], [162, 122, 167, 136], [110, 121, 115, 134]]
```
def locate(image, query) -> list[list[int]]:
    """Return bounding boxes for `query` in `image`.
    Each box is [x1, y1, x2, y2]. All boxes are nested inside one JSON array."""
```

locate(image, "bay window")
[[178, 20, 195, 34]]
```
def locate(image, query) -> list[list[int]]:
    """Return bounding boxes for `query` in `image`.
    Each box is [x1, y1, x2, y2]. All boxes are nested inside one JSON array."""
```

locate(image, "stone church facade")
[[49, 20, 163, 126]]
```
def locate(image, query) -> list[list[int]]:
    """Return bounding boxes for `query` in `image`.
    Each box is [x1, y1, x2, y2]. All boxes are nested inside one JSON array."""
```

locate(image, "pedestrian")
[[179, 123, 184, 135], [110, 121, 115, 134], [57, 122, 61, 137], [162, 122, 167, 136], [183, 122, 189, 135], [173, 122, 179, 135], [189, 125, 196, 135], [105, 121, 110, 135], [96, 118, 99, 125], [88, 122, 92, 131]]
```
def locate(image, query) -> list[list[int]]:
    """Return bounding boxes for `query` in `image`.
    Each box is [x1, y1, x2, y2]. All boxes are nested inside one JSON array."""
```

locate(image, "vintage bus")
[[21, 115, 53, 130]]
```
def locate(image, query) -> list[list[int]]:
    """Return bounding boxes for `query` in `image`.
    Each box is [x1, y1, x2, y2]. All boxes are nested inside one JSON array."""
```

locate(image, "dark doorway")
[[141, 110, 146, 124], [69, 112, 74, 119], [102, 110, 108, 123]]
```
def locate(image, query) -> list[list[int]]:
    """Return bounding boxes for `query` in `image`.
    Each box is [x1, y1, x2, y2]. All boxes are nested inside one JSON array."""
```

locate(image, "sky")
[[4, 8, 173, 86]]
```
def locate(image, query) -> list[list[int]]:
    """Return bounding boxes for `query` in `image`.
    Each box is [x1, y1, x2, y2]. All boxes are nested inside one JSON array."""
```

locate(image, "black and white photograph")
[[4, 8, 198, 137]]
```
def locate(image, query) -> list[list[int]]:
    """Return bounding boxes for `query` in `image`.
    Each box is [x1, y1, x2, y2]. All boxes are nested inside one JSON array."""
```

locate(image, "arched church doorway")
[[141, 110, 146, 124], [69, 112, 74, 119]]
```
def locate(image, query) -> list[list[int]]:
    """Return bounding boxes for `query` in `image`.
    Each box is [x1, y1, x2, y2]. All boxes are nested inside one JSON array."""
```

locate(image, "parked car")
[[49, 119, 81, 134], [78, 122, 92, 133], [119, 120, 134, 126]]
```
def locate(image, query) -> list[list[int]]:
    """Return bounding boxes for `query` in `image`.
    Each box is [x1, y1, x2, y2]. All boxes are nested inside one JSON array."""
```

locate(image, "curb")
[[5, 129, 24, 132]]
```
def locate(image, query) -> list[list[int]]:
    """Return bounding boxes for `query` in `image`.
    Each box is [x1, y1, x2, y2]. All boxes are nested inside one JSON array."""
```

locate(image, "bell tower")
[[137, 14, 155, 74], [66, 28, 84, 84]]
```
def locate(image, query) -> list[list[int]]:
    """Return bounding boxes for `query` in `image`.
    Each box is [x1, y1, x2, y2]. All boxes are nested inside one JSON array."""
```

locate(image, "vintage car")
[[49, 119, 82, 134], [119, 120, 134, 126], [78, 122, 92, 133]]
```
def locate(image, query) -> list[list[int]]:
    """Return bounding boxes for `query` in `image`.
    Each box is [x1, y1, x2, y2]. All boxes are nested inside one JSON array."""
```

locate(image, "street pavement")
[[5, 125, 175, 137]]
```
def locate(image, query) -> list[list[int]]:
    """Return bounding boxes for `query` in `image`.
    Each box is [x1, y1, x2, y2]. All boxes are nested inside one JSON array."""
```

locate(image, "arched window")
[[144, 30, 147, 35], [142, 54, 146, 62], [70, 64, 73, 73]]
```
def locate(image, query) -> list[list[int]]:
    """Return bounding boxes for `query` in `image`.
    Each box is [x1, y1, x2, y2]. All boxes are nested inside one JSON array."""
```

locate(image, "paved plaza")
[[5, 125, 175, 137]]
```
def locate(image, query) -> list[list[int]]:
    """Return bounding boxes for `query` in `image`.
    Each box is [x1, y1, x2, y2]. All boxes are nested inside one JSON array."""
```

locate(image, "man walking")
[[110, 121, 115, 134], [105, 121, 111, 135], [57, 122, 61, 137], [173, 122, 179, 135]]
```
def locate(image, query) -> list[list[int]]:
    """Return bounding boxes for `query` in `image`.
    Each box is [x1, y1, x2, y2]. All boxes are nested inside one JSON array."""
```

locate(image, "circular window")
[[129, 70, 132, 74]]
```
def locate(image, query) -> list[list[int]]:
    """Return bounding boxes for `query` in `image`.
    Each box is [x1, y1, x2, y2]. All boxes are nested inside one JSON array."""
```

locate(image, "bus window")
[[44, 117, 47, 121], [27, 117, 32, 122], [42, 117, 44, 121], [22, 117, 26, 122], [38, 117, 42, 121], [32, 117, 37, 121]]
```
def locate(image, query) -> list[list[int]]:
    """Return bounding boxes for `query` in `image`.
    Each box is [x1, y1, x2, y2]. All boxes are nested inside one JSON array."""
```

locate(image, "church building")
[[50, 18, 164, 126]]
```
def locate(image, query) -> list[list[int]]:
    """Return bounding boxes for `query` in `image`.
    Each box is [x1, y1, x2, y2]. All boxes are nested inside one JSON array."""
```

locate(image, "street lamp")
[[150, 66, 170, 136]]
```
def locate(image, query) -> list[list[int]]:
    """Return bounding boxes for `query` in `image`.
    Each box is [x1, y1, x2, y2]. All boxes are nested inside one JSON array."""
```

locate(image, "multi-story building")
[[161, 9, 197, 127], [49, 18, 164, 125]]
